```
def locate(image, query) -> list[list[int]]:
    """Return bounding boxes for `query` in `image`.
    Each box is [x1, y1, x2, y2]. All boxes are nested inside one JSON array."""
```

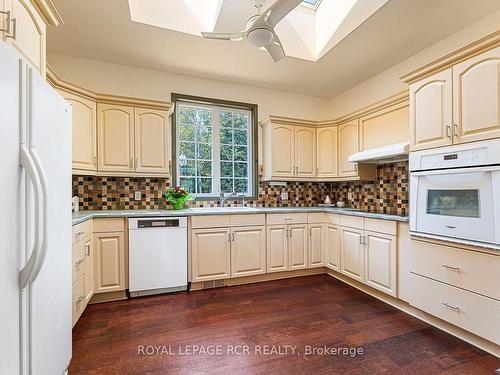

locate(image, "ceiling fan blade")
[[265, 33, 285, 62], [266, 0, 303, 27], [201, 32, 244, 41]]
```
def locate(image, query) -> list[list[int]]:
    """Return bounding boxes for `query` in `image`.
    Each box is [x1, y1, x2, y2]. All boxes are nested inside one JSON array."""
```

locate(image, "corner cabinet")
[[338, 120, 360, 177], [316, 126, 338, 179], [406, 43, 500, 151], [295, 127, 316, 179]]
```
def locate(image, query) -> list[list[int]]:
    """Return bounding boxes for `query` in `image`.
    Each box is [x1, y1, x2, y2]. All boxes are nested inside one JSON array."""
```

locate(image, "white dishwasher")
[[128, 217, 187, 297]]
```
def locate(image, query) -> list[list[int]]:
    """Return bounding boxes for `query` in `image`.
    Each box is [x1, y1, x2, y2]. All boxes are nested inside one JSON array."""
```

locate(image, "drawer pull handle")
[[442, 302, 459, 311], [445, 225, 456, 229], [442, 264, 460, 272], [76, 296, 85, 304], [285, 218, 293, 221], [75, 231, 84, 236], [75, 259, 84, 266]]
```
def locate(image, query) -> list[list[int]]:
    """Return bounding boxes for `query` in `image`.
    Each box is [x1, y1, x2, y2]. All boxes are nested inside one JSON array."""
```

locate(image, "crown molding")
[[47, 64, 173, 110], [400, 30, 500, 84], [32, 0, 63, 26]]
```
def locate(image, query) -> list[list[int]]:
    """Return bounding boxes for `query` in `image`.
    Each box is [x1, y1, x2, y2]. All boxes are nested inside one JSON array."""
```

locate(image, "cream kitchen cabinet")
[[325, 224, 341, 271], [338, 119, 360, 177], [61, 90, 97, 172], [364, 231, 397, 297], [72, 275, 85, 327], [83, 235, 95, 304], [231, 226, 266, 278], [191, 225, 265, 281], [452, 46, 500, 144], [134, 108, 170, 174], [289, 224, 308, 270], [191, 228, 231, 282], [407, 45, 500, 151], [316, 126, 338, 179], [340, 226, 365, 282], [409, 69, 453, 151], [295, 127, 316, 179], [93, 231, 126, 293], [97, 103, 135, 173], [261, 119, 316, 180], [308, 223, 325, 268], [266, 225, 288, 272], [2, 0, 44, 74]]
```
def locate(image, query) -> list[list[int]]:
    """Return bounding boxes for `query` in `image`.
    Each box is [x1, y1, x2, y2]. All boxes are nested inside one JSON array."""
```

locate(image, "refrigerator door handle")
[[19, 145, 44, 289]]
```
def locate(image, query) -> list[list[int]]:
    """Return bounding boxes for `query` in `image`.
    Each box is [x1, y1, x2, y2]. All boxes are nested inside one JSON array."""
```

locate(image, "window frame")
[[171, 93, 258, 199]]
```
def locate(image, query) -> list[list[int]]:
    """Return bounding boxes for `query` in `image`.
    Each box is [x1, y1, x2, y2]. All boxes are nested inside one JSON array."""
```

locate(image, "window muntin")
[[176, 102, 253, 197]]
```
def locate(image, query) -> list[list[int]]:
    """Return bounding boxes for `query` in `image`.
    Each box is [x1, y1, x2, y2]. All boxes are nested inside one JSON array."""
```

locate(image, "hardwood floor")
[[70, 275, 499, 374]]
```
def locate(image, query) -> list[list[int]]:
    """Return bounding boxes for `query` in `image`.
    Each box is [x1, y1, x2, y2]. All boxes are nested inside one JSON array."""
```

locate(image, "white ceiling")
[[47, 0, 500, 98]]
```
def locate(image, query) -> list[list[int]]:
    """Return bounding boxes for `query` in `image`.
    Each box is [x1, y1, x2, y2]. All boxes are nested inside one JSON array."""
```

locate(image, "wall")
[[73, 161, 408, 215], [47, 53, 330, 122], [328, 9, 500, 118]]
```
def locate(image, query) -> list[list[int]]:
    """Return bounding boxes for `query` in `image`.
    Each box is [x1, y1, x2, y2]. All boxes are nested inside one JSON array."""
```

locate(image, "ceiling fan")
[[201, 0, 302, 62]]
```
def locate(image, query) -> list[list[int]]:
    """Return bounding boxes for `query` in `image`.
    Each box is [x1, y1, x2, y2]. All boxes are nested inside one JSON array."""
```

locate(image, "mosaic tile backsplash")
[[73, 162, 408, 215]]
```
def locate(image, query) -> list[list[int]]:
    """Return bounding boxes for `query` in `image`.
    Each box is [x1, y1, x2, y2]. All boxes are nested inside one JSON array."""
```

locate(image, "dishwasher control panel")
[[129, 217, 187, 230], [138, 219, 179, 228]]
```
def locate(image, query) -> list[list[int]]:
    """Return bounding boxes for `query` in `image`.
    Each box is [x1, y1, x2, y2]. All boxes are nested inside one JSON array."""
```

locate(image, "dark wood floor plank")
[[70, 275, 499, 375]]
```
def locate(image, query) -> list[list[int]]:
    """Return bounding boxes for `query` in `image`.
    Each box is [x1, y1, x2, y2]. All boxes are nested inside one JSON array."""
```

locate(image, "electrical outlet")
[[134, 191, 142, 201], [281, 191, 288, 201], [348, 192, 353, 200]]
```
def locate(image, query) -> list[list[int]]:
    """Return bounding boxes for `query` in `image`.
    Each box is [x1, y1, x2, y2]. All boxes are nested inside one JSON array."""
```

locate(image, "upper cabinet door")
[[97, 104, 134, 172], [295, 127, 316, 178], [134, 108, 170, 175], [338, 119, 360, 177], [409, 69, 452, 151], [271, 124, 295, 178], [316, 127, 338, 178], [62, 91, 97, 171], [453, 46, 500, 144], [4, 0, 46, 75]]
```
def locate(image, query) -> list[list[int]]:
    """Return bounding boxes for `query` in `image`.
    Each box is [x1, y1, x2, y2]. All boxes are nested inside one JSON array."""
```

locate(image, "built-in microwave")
[[409, 139, 500, 246]]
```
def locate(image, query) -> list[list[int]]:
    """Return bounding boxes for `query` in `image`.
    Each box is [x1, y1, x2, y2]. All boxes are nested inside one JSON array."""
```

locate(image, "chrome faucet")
[[219, 192, 246, 207]]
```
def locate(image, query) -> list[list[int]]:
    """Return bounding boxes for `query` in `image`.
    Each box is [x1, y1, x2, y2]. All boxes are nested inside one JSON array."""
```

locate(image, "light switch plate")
[[281, 191, 289, 201], [134, 191, 142, 201]]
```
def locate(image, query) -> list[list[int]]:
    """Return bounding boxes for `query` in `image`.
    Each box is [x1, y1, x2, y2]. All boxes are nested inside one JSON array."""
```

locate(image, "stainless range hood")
[[348, 142, 410, 164]]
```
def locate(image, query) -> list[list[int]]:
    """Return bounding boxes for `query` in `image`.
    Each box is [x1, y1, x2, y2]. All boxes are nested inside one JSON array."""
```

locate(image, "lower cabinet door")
[[72, 275, 86, 327], [364, 231, 397, 296], [93, 231, 126, 293], [266, 225, 289, 273], [191, 228, 231, 282], [340, 227, 365, 282], [231, 226, 266, 278], [84, 235, 94, 303], [325, 224, 341, 271], [289, 224, 308, 270], [308, 224, 325, 268]]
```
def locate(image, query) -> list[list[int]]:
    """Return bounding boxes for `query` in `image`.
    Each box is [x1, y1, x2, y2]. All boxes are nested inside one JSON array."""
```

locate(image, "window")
[[175, 98, 256, 198]]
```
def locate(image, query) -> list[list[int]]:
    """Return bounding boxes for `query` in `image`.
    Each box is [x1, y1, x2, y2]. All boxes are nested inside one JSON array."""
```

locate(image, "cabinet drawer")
[[230, 214, 265, 227], [410, 239, 500, 300], [72, 219, 93, 244], [72, 240, 86, 284], [191, 215, 231, 229], [339, 215, 364, 230], [307, 213, 327, 224], [72, 275, 86, 327], [267, 213, 307, 225], [410, 274, 500, 344], [93, 218, 125, 232], [364, 218, 396, 236]]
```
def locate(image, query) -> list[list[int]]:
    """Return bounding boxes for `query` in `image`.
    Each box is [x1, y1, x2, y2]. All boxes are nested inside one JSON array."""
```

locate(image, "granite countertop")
[[72, 207, 408, 226]]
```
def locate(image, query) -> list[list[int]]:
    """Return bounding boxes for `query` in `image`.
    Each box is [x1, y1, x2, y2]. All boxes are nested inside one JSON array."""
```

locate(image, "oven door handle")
[[411, 165, 500, 176]]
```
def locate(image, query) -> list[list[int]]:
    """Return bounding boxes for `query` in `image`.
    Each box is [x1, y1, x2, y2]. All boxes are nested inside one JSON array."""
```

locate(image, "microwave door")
[[415, 170, 495, 243]]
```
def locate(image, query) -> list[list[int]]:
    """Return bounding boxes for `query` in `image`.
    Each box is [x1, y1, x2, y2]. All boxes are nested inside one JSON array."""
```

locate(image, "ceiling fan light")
[[247, 27, 274, 48]]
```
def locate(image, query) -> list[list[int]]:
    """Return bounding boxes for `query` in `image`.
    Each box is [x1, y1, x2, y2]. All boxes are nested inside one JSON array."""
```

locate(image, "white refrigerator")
[[0, 41, 72, 374]]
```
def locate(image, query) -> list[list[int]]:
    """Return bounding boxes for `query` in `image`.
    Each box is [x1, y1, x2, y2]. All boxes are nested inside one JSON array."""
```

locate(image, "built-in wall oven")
[[410, 139, 500, 246]]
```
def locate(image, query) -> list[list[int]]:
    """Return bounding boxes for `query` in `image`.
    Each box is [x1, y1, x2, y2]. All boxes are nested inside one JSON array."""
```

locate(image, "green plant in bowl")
[[164, 186, 194, 210]]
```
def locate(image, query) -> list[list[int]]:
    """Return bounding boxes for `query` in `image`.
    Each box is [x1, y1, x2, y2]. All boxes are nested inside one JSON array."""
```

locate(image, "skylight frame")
[[301, 0, 323, 10]]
